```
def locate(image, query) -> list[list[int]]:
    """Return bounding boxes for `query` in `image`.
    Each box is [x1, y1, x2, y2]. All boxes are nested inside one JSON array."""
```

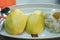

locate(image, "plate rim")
[[9, 4, 60, 9], [0, 32, 60, 39]]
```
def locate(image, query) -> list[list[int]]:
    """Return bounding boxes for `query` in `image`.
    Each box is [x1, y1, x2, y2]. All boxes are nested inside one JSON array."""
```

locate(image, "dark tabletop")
[[0, 35, 60, 40], [0, 0, 60, 40]]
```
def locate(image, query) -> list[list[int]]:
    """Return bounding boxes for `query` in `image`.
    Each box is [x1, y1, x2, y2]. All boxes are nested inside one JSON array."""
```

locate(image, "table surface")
[[0, 0, 60, 40], [16, 0, 60, 5]]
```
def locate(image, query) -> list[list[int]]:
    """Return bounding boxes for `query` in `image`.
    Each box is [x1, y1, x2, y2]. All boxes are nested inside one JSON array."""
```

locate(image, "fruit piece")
[[53, 12, 60, 19], [26, 10, 45, 35], [5, 9, 27, 35]]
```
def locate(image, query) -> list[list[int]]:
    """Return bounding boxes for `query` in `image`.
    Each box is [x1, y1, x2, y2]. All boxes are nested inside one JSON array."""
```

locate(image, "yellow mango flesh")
[[26, 10, 44, 34], [5, 9, 27, 35]]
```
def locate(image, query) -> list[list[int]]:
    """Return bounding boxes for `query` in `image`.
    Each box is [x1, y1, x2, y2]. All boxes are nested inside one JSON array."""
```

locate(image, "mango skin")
[[26, 10, 45, 34], [5, 9, 27, 35]]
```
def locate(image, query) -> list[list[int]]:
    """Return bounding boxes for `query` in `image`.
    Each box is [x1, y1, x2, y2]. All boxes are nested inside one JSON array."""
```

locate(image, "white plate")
[[0, 4, 60, 39]]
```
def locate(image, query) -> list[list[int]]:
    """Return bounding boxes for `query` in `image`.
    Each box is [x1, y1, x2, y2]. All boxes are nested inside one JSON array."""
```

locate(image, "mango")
[[26, 10, 44, 34], [5, 9, 27, 35]]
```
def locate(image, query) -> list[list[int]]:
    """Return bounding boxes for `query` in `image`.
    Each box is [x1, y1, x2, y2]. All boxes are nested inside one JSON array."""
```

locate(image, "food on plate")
[[4, 9, 27, 35], [26, 10, 45, 36], [45, 12, 60, 33], [53, 12, 60, 19]]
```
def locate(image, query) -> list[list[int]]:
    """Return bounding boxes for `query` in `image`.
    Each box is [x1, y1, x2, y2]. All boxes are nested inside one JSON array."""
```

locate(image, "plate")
[[0, 4, 60, 39]]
